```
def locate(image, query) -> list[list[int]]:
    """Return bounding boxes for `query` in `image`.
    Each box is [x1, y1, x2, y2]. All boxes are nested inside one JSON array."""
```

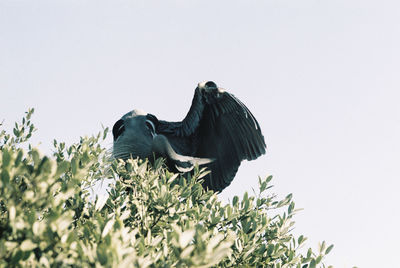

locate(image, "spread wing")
[[155, 82, 266, 192]]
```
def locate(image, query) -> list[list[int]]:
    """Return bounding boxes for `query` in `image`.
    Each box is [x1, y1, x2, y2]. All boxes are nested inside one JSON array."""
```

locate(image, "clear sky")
[[1, 0, 399, 267]]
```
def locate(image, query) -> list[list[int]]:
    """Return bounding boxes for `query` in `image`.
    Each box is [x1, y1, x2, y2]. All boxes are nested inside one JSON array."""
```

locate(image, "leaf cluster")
[[0, 111, 333, 267]]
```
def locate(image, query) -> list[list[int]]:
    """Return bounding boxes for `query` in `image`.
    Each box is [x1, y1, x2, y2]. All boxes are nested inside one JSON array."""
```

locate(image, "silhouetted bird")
[[112, 81, 266, 192]]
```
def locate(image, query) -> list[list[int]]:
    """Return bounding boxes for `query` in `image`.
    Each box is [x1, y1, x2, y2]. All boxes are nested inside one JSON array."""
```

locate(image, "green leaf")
[[288, 202, 295, 214], [298, 235, 304, 245], [55, 161, 69, 177], [9, 206, 16, 221], [20, 240, 36, 251], [11, 250, 23, 265], [71, 157, 78, 175], [319, 241, 326, 253], [2, 149, 11, 168], [13, 128, 20, 137], [102, 219, 115, 238], [307, 248, 312, 258], [95, 195, 108, 211], [325, 244, 334, 255], [244, 198, 250, 211], [179, 229, 195, 248], [316, 255, 322, 264], [1, 169, 10, 185], [97, 246, 108, 265], [103, 127, 109, 140], [15, 149, 23, 166], [232, 196, 239, 207]]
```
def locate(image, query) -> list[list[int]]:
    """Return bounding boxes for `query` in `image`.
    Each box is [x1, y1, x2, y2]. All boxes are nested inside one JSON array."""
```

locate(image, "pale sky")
[[1, 1, 400, 267]]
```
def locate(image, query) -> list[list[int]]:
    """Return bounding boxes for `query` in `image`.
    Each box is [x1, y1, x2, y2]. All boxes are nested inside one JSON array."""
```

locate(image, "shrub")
[[0, 110, 333, 267]]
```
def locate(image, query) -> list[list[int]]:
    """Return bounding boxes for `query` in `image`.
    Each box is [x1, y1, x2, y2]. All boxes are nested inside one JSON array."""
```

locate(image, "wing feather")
[[156, 86, 266, 192]]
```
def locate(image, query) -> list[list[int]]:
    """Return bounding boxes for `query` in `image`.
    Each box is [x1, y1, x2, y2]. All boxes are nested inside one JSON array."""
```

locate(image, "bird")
[[112, 81, 266, 192]]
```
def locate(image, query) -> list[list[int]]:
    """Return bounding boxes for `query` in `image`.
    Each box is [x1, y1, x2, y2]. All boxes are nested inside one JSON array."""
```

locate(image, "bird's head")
[[112, 109, 158, 160], [197, 81, 225, 104]]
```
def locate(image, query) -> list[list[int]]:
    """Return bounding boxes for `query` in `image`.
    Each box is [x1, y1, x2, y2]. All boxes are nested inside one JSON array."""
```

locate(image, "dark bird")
[[112, 81, 266, 192]]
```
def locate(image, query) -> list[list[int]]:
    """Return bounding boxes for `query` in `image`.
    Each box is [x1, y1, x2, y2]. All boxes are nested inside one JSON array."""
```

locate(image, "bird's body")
[[112, 81, 266, 192]]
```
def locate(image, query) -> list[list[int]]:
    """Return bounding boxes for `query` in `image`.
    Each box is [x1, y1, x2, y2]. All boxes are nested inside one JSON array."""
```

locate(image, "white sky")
[[1, 0, 399, 267]]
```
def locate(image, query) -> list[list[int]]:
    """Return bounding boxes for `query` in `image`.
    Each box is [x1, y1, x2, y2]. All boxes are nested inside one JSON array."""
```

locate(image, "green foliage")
[[0, 110, 333, 267]]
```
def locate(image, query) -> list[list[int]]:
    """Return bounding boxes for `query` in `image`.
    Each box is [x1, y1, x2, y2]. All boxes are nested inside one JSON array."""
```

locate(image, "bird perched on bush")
[[112, 81, 266, 192]]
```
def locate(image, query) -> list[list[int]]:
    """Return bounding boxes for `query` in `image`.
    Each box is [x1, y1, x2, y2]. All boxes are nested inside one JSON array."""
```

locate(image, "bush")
[[0, 110, 333, 267]]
